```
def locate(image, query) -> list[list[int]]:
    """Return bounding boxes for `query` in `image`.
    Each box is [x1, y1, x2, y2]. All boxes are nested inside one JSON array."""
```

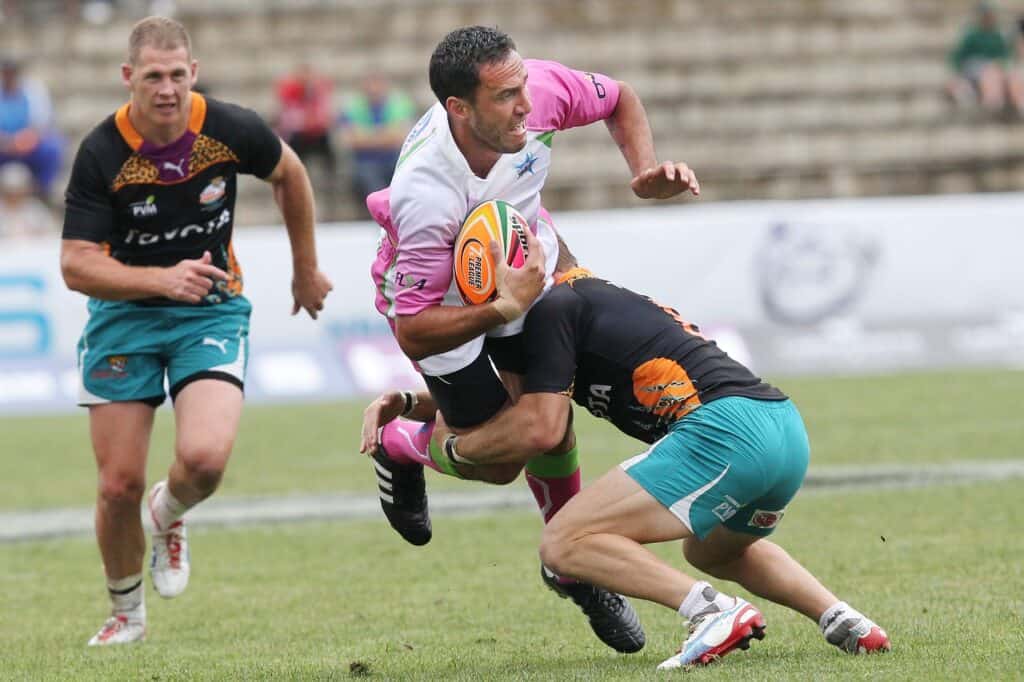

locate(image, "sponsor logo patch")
[[163, 158, 187, 177], [130, 195, 158, 218], [748, 509, 785, 529], [199, 176, 227, 210]]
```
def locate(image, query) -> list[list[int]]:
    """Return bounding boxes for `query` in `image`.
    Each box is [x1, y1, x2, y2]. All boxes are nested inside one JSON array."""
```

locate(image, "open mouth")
[[155, 102, 177, 113]]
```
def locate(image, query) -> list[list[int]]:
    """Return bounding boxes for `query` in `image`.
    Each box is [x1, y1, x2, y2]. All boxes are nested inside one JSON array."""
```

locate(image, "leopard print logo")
[[111, 135, 240, 192]]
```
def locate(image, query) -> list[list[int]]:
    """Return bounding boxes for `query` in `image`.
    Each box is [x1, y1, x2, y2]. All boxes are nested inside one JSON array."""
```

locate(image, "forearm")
[[61, 248, 165, 300], [454, 404, 547, 465], [396, 303, 508, 360], [272, 164, 319, 273], [453, 393, 569, 465], [605, 81, 658, 177]]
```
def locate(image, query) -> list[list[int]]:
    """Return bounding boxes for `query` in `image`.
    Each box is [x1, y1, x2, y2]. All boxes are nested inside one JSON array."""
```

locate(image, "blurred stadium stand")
[[4, 0, 1024, 225]]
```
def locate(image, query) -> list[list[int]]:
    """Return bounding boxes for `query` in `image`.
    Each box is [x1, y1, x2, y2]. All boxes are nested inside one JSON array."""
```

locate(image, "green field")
[[2, 368, 1023, 680], [4, 368, 1024, 511]]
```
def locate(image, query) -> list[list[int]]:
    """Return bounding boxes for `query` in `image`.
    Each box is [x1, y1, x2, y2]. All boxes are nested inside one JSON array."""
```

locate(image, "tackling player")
[[365, 25, 699, 653], [413, 242, 893, 669], [61, 16, 333, 646]]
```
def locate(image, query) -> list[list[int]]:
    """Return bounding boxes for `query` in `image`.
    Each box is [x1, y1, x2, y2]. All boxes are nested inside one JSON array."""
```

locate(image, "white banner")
[[1, 192, 1022, 413]]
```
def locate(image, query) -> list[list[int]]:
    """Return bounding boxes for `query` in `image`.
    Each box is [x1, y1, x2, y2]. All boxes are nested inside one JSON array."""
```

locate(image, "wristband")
[[443, 434, 474, 466], [400, 390, 418, 417]]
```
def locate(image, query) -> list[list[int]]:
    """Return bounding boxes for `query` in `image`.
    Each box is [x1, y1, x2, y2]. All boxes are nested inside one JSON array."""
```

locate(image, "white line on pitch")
[[2, 459, 1023, 543]]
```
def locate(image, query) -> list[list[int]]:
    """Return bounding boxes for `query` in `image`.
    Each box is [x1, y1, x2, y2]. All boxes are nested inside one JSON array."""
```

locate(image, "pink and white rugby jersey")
[[371, 59, 619, 375]]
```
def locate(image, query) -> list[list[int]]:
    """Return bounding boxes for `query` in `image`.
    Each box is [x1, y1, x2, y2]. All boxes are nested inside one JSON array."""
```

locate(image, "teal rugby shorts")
[[621, 397, 810, 539], [76, 296, 251, 406]]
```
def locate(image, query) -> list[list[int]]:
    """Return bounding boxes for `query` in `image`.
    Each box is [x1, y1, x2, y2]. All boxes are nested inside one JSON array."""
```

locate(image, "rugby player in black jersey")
[[363, 239, 890, 669], [60, 16, 332, 646]]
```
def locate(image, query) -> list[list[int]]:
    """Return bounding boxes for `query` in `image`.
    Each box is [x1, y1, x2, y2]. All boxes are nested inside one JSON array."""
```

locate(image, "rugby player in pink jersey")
[[363, 26, 698, 653]]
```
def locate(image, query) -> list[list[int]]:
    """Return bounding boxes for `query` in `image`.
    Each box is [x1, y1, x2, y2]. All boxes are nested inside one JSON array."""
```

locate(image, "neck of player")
[[450, 119, 500, 179], [130, 95, 193, 147]]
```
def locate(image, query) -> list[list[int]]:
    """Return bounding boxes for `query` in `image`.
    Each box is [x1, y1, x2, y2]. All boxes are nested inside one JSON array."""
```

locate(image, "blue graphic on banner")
[[0, 275, 52, 358]]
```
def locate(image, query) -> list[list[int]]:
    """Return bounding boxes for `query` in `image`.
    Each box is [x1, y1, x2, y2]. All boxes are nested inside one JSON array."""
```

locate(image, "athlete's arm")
[[61, 240, 228, 303], [264, 141, 333, 319], [395, 306, 507, 361], [394, 228, 546, 361], [433, 392, 572, 465], [605, 80, 700, 199]]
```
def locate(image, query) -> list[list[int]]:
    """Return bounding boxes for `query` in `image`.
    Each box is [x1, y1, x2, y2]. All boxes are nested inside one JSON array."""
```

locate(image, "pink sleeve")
[[366, 187, 397, 243], [390, 199, 458, 317], [524, 59, 621, 131]]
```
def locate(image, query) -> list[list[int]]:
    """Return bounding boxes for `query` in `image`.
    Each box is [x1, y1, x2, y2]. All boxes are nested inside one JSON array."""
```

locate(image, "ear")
[[189, 59, 199, 88], [120, 62, 133, 89], [445, 95, 470, 122]]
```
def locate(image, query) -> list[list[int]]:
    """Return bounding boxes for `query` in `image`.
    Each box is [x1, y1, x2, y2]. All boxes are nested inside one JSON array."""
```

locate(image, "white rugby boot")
[[148, 480, 191, 598], [87, 608, 146, 646], [657, 597, 766, 669]]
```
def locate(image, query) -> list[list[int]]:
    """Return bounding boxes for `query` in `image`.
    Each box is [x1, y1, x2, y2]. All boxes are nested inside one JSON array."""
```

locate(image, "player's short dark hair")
[[555, 232, 578, 271], [428, 26, 516, 104]]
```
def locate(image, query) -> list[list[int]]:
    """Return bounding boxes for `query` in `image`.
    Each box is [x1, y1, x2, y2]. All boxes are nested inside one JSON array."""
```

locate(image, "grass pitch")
[[2, 479, 1022, 680], [1, 368, 1023, 679], [2, 368, 1023, 511]]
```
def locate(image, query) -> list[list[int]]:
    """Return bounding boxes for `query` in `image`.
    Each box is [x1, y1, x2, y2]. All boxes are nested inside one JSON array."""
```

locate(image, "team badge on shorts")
[[89, 355, 130, 381], [748, 509, 785, 529]]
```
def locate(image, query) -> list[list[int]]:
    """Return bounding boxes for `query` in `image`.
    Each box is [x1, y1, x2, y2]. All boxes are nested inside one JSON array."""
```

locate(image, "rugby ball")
[[453, 200, 529, 305]]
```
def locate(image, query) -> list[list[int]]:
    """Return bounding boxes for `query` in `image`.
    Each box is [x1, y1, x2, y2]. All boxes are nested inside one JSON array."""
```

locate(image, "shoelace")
[[162, 523, 183, 569]]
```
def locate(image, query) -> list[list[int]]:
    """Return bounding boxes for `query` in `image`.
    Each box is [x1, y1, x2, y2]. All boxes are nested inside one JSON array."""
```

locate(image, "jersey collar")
[[555, 267, 593, 286], [115, 92, 207, 151]]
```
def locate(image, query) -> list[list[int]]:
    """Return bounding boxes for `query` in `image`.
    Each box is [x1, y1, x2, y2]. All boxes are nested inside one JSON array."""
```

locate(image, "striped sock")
[[107, 573, 144, 614], [525, 446, 580, 524]]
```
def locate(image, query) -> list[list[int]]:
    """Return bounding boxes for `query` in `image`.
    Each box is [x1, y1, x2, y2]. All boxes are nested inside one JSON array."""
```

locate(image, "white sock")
[[150, 480, 188, 532], [107, 573, 145, 617], [678, 581, 735, 621], [819, 601, 865, 641]]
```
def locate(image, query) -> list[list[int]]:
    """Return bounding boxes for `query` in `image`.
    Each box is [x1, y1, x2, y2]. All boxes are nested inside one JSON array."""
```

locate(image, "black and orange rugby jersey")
[[522, 269, 787, 444], [62, 93, 282, 305]]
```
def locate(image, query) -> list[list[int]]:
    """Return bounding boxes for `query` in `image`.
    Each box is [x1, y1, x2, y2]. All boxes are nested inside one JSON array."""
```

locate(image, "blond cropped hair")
[[128, 16, 192, 64]]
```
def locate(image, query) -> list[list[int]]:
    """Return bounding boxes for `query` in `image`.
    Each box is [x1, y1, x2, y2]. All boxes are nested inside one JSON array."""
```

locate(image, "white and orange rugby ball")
[[453, 200, 529, 305]]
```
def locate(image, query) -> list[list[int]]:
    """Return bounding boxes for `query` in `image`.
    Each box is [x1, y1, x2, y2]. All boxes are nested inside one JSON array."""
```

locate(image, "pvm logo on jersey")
[[200, 176, 227, 210], [130, 195, 158, 217]]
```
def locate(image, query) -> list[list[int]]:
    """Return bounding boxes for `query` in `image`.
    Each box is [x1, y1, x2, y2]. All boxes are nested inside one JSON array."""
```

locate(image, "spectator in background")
[[0, 57, 64, 199], [0, 161, 55, 239], [338, 72, 414, 204], [946, 2, 1024, 115], [274, 62, 336, 179]]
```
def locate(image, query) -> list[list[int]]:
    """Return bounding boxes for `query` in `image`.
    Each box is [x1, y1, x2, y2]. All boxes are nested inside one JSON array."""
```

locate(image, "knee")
[[465, 463, 522, 485], [538, 523, 576, 576], [98, 471, 146, 508], [486, 464, 522, 485], [176, 442, 229, 491]]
